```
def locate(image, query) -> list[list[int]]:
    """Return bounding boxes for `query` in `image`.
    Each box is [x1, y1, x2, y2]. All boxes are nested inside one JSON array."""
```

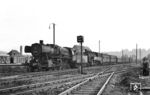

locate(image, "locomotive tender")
[[25, 40, 130, 71]]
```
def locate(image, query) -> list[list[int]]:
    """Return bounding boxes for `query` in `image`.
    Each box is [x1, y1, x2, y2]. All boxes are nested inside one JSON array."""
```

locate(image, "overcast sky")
[[0, 0, 150, 53]]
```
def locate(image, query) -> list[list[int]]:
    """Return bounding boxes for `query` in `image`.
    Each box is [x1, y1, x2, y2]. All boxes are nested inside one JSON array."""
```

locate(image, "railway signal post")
[[77, 35, 84, 74]]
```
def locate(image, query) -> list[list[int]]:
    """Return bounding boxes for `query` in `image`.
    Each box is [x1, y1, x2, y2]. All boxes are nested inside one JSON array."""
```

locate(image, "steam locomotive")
[[25, 40, 131, 71]]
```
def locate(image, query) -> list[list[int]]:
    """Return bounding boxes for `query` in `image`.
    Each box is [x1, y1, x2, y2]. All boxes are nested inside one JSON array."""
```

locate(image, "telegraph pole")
[[49, 23, 55, 45], [136, 44, 138, 64], [53, 23, 55, 45], [81, 42, 83, 73], [139, 48, 141, 63], [122, 50, 124, 63], [99, 40, 100, 56]]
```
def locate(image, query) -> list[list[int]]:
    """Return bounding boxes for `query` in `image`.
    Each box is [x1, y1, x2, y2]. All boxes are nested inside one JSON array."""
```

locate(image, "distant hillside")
[[104, 49, 150, 59], [0, 51, 7, 54]]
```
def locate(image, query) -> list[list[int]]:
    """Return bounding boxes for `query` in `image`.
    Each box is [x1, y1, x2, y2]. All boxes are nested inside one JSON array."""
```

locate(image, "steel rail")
[[97, 72, 114, 95]]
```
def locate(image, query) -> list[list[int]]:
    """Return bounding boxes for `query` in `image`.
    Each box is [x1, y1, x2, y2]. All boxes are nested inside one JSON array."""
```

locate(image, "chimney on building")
[[40, 40, 44, 44], [20, 45, 22, 55]]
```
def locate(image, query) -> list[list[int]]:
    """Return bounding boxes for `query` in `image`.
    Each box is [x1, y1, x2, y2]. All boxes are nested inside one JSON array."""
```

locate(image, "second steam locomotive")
[[25, 40, 131, 71]]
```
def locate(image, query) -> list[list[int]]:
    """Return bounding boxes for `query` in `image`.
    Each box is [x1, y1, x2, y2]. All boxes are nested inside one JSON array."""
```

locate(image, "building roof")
[[0, 54, 9, 57], [8, 50, 21, 56], [0, 51, 9, 56]]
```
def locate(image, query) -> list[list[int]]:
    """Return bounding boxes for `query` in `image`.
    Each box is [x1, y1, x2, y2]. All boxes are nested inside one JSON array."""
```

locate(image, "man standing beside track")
[[142, 57, 149, 76]]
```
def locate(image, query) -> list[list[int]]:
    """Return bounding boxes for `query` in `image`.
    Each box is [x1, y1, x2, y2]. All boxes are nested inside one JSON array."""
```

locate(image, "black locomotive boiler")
[[25, 40, 75, 71]]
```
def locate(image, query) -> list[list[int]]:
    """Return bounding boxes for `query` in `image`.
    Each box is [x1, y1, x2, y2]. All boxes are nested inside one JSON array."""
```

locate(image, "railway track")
[[59, 72, 113, 95], [59, 70, 127, 95], [0, 64, 102, 77], [0, 66, 113, 95], [0, 65, 119, 89], [0, 73, 95, 95], [0, 64, 131, 95], [0, 64, 129, 79], [0, 65, 109, 80]]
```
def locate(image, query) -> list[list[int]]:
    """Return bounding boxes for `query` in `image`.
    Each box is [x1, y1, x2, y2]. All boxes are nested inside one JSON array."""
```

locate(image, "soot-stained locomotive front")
[[25, 40, 74, 71]]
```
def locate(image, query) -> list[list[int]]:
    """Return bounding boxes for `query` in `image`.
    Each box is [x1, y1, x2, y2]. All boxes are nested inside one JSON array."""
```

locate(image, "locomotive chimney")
[[20, 45, 22, 55], [40, 40, 44, 44]]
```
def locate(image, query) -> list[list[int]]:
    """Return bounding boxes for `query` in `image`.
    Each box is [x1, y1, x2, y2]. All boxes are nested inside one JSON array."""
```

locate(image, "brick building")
[[8, 50, 26, 64]]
